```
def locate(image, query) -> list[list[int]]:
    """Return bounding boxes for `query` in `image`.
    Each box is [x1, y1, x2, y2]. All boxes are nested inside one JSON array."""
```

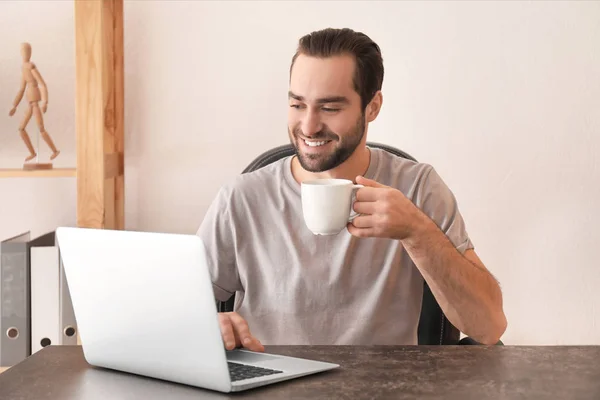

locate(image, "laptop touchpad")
[[226, 350, 281, 363]]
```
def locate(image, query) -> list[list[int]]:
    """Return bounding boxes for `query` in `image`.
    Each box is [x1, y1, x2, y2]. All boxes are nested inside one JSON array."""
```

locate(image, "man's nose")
[[300, 110, 322, 137]]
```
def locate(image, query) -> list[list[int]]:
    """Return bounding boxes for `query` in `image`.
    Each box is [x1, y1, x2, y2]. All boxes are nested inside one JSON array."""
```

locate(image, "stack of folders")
[[0, 230, 78, 368]]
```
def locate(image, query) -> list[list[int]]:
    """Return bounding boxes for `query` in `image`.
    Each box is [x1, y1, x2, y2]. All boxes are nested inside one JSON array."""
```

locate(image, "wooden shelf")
[[2, 0, 124, 228], [0, 168, 76, 178]]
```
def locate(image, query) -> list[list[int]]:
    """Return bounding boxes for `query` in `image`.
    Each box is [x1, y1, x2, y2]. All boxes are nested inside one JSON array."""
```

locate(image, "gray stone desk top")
[[1, 345, 599, 399]]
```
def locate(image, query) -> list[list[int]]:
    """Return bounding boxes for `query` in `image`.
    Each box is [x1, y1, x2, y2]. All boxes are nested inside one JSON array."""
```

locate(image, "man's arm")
[[348, 173, 507, 345], [402, 216, 507, 344], [197, 186, 242, 303], [196, 185, 264, 352]]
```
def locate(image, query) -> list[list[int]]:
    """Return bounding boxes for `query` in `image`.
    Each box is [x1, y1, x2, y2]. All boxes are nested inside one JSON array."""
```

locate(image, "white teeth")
[[305, 140, 328, 147]]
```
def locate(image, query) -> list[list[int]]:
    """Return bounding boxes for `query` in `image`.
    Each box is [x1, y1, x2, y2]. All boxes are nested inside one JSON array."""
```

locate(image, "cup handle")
[[348, 184, 364, 222]]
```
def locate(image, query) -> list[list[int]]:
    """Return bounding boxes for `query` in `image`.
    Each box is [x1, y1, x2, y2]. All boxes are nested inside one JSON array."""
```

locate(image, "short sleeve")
[[415, 166, 474, 254], [196, 186, 242, 301]]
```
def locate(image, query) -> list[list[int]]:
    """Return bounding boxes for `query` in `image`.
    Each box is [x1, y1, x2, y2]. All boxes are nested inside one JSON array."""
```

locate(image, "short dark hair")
[[290, 28, 384, 110]]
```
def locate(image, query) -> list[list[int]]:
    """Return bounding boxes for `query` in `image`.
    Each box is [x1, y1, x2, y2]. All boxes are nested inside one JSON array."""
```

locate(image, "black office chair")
[[217, 142, 484, 345]]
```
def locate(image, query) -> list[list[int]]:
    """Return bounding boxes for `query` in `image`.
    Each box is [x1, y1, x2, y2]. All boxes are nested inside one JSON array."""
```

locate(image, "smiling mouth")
[[302, 139, 332, 147]]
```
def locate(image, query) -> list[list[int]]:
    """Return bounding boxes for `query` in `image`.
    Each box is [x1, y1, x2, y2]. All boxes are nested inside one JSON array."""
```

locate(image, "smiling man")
[[197, 28, 507, 350]]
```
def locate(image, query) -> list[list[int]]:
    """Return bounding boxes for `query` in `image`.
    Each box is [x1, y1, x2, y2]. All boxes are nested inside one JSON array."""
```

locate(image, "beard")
[[289, 113, 366, 173]]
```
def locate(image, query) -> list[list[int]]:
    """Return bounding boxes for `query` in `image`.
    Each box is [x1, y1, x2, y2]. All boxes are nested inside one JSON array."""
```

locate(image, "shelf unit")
[[0, 0, 124, 374], [0, 168, 77, 178], [1, 0, 125, 230], [74, 0, 125, 230]]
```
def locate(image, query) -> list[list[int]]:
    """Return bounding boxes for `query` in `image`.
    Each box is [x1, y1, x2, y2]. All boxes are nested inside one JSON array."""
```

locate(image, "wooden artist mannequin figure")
[[9, 42, 60, 163]]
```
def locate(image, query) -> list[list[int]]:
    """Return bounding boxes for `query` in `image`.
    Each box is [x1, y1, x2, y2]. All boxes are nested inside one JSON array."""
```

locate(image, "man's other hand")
[[218, 312, 265, 352]]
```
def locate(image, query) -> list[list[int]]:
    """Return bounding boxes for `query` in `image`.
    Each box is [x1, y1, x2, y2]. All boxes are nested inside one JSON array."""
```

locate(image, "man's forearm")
[[402, 216, 507, 344]]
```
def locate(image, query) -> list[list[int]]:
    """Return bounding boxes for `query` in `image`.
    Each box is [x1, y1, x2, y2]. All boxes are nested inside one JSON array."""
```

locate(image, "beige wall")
[[0, 1, 77, 240], [1, 1, 599, 345]]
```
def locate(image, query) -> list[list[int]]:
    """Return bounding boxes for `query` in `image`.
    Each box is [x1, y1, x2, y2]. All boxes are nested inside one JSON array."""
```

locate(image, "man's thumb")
[[356, 175, 386, 188]]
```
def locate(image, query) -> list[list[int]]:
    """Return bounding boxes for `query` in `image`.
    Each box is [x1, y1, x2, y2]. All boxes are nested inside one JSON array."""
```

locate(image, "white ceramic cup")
[[301, 178, 364, 235]]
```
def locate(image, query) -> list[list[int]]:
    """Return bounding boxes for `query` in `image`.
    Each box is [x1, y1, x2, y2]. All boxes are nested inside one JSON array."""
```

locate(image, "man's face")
[[288, 54, 366, 173]]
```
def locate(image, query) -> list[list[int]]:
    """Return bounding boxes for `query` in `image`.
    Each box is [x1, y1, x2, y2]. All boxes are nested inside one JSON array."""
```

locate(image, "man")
[[197, 28, 507, 351]]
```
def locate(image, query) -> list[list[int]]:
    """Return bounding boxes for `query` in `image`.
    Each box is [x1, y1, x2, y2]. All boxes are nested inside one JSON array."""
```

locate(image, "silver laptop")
[[55, 227, 339, 393]]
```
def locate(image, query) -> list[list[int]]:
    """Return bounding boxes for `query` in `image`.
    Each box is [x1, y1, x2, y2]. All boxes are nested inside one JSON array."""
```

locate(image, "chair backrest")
[[217, 142, 460, 345]]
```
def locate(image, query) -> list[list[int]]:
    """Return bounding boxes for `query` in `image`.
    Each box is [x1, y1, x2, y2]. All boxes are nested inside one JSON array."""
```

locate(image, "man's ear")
[[365, 91, 383, 122]]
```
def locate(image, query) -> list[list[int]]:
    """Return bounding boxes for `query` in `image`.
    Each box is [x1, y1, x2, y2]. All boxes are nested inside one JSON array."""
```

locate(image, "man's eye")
[[290, 104, 302, 109], [322, 107, 340, 112]]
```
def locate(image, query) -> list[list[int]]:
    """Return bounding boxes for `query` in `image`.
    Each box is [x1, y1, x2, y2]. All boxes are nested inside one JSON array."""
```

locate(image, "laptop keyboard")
[[228, 361, 284, 382]]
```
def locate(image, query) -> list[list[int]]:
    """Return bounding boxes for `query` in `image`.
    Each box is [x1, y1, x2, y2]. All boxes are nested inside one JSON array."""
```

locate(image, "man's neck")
[[291, 146, 371, 183]]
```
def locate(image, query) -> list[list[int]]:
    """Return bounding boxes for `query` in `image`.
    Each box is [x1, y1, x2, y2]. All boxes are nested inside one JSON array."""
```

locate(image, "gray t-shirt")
[[197, 147, 473, 345]]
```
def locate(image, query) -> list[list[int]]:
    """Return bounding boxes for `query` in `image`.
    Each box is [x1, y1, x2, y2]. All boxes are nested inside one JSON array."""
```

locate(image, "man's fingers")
[[356, 175, 387, 188], [347, 223, 376, 238], [353, 201, 377, 215], [350, 215, 374, 229], [229, 313, 251, 340], [218, 314, 237, 350], [355, 187, 380, 202], [244, 337, 265, 352], [229, 313, 265, 352]]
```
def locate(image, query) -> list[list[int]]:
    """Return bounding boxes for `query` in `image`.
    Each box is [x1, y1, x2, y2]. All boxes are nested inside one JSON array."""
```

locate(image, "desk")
[[1, 345, 599, 399]]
